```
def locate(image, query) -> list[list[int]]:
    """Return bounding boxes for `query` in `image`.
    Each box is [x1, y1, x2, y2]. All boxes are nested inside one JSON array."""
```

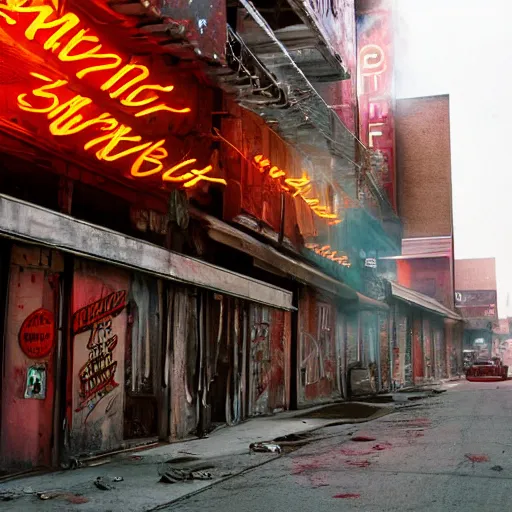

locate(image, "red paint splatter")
[[66, 495, 89, 504], [465, 454, 489, 463], [333, 493, 360, 499], [345, 460, 370, 467], [373, 443, 392, 451], [351, 435, 376, 442]]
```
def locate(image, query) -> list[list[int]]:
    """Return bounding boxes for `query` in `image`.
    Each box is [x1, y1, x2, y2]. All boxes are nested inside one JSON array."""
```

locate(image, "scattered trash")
[[61, 457, 84, 470], [491, 465, 504, 472], [94, 477, 113, 491], [351, 435, 376, 442], [465, 454, 489, 463], [159, 468, 212, 483], [23, 487, 34, 494], [38, 491, 89, 503], [38, 492, 62, 500], [112, 476, 124, 482], [249, 442, 281, 454], [131, 455, 143, 461], [160, 468, 189, 483], [189, 470, 212, 481], [333, 493, 361, 499]]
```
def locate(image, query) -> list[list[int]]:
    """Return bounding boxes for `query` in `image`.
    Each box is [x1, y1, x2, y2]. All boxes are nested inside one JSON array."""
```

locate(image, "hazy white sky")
[[394, 0, 511, 316]]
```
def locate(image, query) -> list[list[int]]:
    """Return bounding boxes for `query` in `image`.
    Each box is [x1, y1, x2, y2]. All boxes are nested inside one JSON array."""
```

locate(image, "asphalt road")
[[170, 380, 512, 512]]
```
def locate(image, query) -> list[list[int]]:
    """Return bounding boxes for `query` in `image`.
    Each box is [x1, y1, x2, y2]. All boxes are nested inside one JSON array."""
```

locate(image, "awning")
[[390, 281, 461, 321], [0, 195, 293, 311], [191, 207, 388, 311]]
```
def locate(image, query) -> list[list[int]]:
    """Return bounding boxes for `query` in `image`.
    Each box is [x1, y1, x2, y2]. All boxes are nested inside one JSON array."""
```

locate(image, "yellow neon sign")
[[305, 243, 351, 267], [253, 155, 341, 223], [17, 72, 226, 188], [0, 0, 190, 118]]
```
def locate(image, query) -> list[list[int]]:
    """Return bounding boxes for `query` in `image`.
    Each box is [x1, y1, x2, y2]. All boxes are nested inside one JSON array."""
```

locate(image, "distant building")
[[380, 95, 463, 381], [455, 257, 498, 358]]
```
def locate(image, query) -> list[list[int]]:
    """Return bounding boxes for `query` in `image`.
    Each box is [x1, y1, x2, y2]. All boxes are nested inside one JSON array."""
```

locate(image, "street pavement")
[[169, 380, 512, 512]]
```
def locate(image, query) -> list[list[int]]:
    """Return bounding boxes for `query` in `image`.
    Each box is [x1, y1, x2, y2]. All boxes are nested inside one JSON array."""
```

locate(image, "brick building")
[[381, 94, 463, 380]]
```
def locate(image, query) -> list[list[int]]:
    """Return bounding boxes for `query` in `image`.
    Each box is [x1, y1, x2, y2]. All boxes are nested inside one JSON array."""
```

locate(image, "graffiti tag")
[[73, 290, 127, 412]]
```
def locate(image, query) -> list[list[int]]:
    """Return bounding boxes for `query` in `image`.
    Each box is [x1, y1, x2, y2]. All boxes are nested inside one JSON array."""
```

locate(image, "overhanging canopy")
[[191, 207, 388, 311], [390, 281, 461, 321]]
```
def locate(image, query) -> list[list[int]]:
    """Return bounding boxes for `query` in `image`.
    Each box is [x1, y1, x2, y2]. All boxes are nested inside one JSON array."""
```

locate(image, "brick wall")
[[396, 95, 453, 238]]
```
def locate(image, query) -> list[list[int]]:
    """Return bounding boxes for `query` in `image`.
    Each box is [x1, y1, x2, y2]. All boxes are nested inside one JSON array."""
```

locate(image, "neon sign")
[[252, 155, 342, 224], [305, 243, 351, 268], [0, 0, 227, 189]]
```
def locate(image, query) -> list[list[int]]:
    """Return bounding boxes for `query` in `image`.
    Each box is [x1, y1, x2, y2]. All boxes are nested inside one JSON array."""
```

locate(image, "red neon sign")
[[0, 0, 226, 189], [357, 3, 395, 208]]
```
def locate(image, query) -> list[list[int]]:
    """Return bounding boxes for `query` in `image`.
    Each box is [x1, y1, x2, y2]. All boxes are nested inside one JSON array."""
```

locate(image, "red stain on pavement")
[[465, 454, 489, 463], [373, 442, 392, 451], [351, 435, 377, 442], [333, 493, 361, 499]]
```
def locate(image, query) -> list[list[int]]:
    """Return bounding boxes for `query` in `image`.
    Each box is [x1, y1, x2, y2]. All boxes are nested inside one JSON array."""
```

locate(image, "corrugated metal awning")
[[390, 281, 461, 321], [0, 195, 294, 311]]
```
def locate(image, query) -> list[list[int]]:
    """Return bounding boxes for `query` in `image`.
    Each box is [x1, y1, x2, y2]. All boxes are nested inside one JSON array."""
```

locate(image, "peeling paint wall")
[[169, 287, 199, 440], [69, 260, 129, 455], [0, 244, 63, 470], [249, 305, 290, 416], [298, 288, 339, 405], [124, 274, 161, 440]]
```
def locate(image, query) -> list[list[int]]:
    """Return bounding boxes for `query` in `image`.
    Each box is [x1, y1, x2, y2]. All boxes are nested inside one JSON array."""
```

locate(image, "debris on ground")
[[465, 454, 489, 463], [0, 491, 21, 501], [491, 465, 504, 471], [38, 491, 89, 503], [130, 456, 143, 461], [112, 476, 124, 482], [351, 435, 376, 442], [159, 468, 213, 483], [249, 442, 282, 454], [333, 493, 361, 499], [94, 477, 113, 491]]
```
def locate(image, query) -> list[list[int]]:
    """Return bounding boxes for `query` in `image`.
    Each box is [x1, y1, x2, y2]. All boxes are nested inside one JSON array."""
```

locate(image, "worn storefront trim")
[[0, 195, 293, 310]]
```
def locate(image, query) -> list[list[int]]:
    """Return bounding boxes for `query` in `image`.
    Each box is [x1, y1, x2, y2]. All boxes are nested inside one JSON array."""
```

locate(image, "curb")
[[145, 406, 395, 511]]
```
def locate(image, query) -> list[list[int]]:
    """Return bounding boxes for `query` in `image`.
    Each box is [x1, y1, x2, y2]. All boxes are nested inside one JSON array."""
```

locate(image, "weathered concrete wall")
[[69, 260, 129, 455], [0, 245, 63, 469], [396, 95, 453, 238]]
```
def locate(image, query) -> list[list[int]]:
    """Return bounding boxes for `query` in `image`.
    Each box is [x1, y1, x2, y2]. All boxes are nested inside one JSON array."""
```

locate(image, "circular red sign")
[[19, 308, 55, 359]]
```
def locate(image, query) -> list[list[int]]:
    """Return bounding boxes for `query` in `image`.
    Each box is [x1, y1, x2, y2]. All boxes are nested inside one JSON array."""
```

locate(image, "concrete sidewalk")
[[0, 404, 392, 511]]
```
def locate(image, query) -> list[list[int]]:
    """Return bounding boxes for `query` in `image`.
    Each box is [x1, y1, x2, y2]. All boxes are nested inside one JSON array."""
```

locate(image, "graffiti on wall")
[[250, 307, 286, 414], [73, 290, 127, 414], [300, 302, 336, 401]]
